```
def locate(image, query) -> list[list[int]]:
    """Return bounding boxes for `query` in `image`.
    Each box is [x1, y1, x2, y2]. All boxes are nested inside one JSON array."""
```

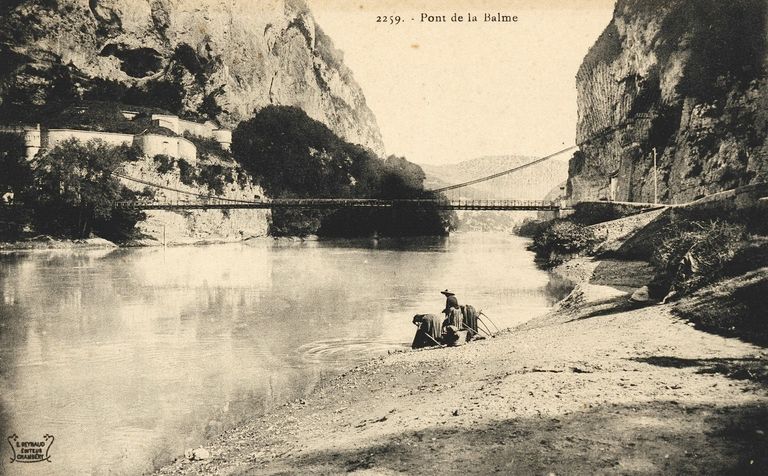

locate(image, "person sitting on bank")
[[441, 289, 462, 327]]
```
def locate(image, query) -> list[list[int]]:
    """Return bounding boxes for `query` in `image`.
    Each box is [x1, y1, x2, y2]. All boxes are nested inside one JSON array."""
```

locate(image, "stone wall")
[[151, 114, 232, 150], [45, 128, 134, 149], [134, 134, 197, 164], [0, 124, 41, 159], [1, 126, 201, 164]]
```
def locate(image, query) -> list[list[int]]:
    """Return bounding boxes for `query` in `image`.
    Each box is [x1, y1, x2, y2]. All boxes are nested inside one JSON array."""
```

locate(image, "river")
[[0, 232, 570, 475]]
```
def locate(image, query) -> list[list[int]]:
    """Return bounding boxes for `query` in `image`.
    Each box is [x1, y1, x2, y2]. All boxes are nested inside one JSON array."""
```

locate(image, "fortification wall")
[[44, 129, 134, 149], [134, 134, 197, 164]]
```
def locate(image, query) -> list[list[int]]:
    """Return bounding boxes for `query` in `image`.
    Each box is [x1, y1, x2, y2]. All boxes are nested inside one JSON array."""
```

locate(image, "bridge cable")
[[110, 171, 264, 204], [428, 145, 577, 193], [112, 143, 577, 203]]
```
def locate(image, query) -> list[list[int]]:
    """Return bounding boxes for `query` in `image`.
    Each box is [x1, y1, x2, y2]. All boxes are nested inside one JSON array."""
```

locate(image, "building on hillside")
[[0, 124, 42, 159], [0, 113, 231, 163], [134, 113, 232, 151]]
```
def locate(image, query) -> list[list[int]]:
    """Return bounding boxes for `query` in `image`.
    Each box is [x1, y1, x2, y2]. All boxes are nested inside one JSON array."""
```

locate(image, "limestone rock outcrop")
[[120, 156, 270, 244], [570, 0, 767, 204], [0, 0, 384, 155]]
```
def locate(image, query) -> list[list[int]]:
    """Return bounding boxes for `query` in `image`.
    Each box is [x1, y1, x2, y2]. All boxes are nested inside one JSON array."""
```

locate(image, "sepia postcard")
[[0, 0, 766, 474]]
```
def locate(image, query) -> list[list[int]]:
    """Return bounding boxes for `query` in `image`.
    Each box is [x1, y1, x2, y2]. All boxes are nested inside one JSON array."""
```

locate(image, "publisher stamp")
[[7, 434, 55, 463]]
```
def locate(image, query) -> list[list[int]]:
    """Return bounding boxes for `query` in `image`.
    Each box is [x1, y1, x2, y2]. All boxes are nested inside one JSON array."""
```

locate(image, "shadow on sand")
[[632, 356, 768, 387], [246, 401, 768, 475]]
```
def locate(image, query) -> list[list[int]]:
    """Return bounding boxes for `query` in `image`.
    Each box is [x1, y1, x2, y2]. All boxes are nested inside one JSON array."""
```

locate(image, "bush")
[[570, 202, 642, 226], [651, 220, 747, 297], [177, 159, 196, 186], [529, 220, 600, 267], [153, 154, 176, 174], [195, 163, 227, 195], [183, 132, 232, 161], [514, 218, 549, 238]]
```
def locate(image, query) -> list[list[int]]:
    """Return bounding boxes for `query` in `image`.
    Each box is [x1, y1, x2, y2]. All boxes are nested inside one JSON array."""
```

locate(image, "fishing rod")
[[461, 323, 488, 338], [479, 311, 501, 333], [476, 317, 494, 336]]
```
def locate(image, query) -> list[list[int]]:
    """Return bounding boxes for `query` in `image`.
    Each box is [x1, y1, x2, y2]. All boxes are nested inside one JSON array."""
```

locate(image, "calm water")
[[0, 232, 569, 475]]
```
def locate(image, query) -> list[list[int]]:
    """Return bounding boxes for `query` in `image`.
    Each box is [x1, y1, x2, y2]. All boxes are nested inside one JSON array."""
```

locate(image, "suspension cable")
[[110, 171, 263, 204], [428, 145, 577, 193]]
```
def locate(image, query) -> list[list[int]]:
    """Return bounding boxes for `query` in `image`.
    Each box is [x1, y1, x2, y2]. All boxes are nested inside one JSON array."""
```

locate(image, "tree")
[[31, 138, 144, 239], [232, 105, 456, 236], [232, 105, 354, 198]]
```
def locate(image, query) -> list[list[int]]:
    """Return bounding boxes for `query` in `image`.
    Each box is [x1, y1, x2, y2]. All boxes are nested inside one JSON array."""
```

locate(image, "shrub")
[[514, 218, 549, 238], [529, 220, 600, 267], [195, 163, 227, 195], [153, 154, 176, 174], [570, 202, 642, 226], [183, 132, 232, 161], [234, 166, 249, 188], [651, 220, 747, 297], [177, 159, 196, 186]]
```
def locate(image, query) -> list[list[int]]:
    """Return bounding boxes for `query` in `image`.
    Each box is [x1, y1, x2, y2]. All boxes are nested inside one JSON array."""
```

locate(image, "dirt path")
[[158, 259, 768, 475]]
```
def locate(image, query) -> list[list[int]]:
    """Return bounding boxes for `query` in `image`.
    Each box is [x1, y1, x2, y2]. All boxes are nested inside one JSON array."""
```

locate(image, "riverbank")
[[156, 256, 768, 475], [0, 235, 119, 250], [0, 233, 289, 251]]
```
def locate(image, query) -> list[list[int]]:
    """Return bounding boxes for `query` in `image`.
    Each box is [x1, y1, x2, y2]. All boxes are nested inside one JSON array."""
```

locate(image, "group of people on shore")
[[411, 290, 482, 349]]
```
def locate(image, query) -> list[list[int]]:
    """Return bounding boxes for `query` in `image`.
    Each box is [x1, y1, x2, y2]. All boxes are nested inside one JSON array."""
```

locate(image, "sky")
[[308, 0, 616, 165]]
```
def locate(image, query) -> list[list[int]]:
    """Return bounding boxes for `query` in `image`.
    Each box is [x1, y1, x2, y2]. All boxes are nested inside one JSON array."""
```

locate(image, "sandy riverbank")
[[156, 256, 768, 475], [0, 235, 120, 250], [0, 234, 283, 251]]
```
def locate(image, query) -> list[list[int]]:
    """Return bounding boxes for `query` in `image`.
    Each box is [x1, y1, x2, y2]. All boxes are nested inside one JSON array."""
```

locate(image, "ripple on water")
[[296, 338, 409, 364]]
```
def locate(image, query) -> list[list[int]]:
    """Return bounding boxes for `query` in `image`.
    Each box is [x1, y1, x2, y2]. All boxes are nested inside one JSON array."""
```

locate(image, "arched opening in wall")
[[162, 140, 170, 156]]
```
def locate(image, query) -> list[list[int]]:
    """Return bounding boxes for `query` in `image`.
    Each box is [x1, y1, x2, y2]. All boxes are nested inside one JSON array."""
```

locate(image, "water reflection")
[[0, 232, 567, 475]]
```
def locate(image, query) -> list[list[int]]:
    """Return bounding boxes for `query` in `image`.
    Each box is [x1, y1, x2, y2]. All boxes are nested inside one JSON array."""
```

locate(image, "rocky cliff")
[[120, 156, 270, 245], [0, 0, 384, 155], [569, 0, 768, 204]]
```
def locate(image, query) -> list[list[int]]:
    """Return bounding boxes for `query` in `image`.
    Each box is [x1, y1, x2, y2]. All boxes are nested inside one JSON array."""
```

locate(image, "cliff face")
[[570, 0, 768, 204], [120, 157, 270, 245], [0, 0, 384, 155]]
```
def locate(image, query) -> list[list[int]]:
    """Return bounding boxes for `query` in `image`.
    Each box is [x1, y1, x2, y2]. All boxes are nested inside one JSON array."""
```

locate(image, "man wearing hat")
[[441, 289, 462, 327], [441, 289, 459, 313]]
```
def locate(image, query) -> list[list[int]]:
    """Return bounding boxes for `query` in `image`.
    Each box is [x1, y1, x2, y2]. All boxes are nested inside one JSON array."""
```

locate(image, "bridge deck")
[[114, 199, 563, 211]]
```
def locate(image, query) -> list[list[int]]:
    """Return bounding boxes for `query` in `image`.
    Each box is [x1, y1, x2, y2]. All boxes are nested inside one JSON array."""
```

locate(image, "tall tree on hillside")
[[232, 105, 456, 236], [31, 138, 145, 239], [233, 105, 355, 197]]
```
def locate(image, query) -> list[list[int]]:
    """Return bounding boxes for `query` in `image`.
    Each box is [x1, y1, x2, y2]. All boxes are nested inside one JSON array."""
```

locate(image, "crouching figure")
[[411, 313, 443, 349]]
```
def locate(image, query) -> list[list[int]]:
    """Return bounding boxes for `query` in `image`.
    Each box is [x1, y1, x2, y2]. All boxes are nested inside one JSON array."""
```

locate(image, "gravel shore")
[[157, 257, 768, 475]]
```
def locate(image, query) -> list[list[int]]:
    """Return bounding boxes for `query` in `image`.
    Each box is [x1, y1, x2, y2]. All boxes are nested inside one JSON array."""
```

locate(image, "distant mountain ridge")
[[419, 154, 569, 231], [420, 155, 569, 201]]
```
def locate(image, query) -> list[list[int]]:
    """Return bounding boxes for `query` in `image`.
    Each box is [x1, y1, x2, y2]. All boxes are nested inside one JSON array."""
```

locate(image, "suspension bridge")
[[113, 146, 578, 212]]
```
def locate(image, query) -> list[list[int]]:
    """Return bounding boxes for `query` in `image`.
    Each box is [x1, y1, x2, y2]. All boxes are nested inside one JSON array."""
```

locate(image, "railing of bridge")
[[113, 198, 563, 210]]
